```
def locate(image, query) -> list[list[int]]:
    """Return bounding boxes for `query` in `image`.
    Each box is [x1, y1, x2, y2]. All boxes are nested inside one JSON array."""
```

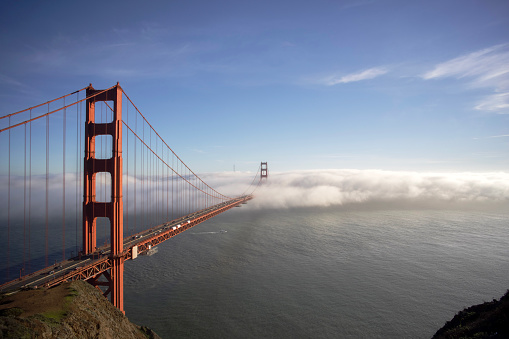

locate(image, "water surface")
[[124, 206, 509, 338]]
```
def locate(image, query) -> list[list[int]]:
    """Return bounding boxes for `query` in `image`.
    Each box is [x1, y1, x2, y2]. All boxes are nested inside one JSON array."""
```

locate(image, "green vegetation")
[[0, 281, 160, 338], [64, 287, 79, 304], [40, 309, 67, 323], [38, 286, 78, 323]]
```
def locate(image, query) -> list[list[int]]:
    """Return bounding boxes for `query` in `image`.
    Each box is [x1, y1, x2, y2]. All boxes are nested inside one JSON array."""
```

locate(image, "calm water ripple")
[[124, 206, 509, 338]]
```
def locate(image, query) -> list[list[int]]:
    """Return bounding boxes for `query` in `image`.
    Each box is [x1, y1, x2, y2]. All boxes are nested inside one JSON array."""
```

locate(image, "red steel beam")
[[83, 83, 124, 313], [39, 196, 252, 293]]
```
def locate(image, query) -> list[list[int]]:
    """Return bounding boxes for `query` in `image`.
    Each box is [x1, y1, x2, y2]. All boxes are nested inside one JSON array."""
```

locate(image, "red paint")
[[83, 84, 124, 313]]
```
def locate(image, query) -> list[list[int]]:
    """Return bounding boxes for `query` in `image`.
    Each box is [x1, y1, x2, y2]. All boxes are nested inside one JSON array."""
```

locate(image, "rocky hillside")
[[0, 280, 160, 339], [433, 290, 509, 339]]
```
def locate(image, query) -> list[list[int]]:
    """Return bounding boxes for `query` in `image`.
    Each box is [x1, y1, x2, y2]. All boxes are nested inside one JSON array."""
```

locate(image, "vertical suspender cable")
[[148, 125, 150, 226], [126, 97, 129, 236], [177, 160, 180, 218], [147, 124, 149, 228], [24, 120, 27, 274], [183, 162, 185, 215], [154, 136, 156, 225], [149, 130, 152, 227], [182, 162, 184, 216], [166, 147, 169, 221], [153, 133, 156, 225], [146, 127, 148, 227], [150, 129, 153, 227], [142, 121, 144, 230], [157, 139, 160, 224], [134, 110, 137, 234], [160, 146, 162, 222], [188, 167, 190, 214], [188, 168, 191, 214], [177, 161, 180, 217], [172, 152, 174, 220], [79, 98, 82, 253], [7, 116, 11, 280], [29, 110, 32, 273], [186, 163, 189, 214], [140, 112, 142, 230], [45, 105, 49, 268], [158, 139, 160, 224], [102, 102, 106, 244], [158, 143, 160, 223], [63, 97, 66, 260], [75, 92, 79, 255]]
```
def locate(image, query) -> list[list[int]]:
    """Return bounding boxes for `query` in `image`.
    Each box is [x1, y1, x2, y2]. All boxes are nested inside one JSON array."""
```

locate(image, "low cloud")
[[247, 169, 509, 210], [0, 171, 259, 220], [2, 170, 508, 221]]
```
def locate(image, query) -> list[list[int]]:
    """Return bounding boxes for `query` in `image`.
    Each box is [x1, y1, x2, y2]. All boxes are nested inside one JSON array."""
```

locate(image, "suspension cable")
[[0, 87, 87, 120], [0, 86, 116, 133], [242, 163, 263, 196], [120, 88, 232, 200], [121, 120, 230, 200]]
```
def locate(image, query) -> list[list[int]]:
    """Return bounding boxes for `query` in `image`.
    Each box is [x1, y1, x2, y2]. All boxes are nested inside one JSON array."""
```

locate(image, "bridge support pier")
[[83, 83, 124, 313]]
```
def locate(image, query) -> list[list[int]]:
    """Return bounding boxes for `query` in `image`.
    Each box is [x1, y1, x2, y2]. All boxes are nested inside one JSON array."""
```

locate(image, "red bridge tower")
[[83, 83, 124, 313], [261, 162, 268, 180]]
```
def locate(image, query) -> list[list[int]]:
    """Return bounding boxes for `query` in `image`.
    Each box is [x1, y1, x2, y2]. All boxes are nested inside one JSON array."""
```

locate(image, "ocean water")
[[123, 206, 509, 338]]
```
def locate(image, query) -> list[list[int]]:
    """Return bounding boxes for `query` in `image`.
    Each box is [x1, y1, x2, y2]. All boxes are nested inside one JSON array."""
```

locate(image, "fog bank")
[[240, 170, 509, 210]]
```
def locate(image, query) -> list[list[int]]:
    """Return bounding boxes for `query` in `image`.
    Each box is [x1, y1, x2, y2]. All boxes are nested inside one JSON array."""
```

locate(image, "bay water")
[[123, 205, 509, 338]]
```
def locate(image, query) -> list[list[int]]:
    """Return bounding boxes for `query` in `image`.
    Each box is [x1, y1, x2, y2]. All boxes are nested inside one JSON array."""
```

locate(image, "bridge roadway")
[[0, 195, 252, 295]]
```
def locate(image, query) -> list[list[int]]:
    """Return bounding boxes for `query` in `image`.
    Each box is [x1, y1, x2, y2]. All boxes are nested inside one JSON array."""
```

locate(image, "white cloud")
[[422, 44, 509, 114], [421, 45, 506, 80], [247, 169, 509, 209], [474, 92, 509, 113], [3, 170, 508, 221], [476, 134, 509, 139], [323, 67, 388, 85]]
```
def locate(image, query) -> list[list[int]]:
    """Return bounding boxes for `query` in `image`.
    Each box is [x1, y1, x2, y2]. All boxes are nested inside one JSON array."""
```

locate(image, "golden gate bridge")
[[0, 83, 268, 313]]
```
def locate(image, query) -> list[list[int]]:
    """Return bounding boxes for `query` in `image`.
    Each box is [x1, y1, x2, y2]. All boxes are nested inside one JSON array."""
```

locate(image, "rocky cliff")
[[433, 290, 509, 339], [0, 281, 160, 339]]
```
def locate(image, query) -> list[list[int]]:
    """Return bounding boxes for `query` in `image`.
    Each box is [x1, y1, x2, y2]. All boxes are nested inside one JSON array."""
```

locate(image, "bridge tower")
[[83, 83, 124, 313], [261, 162, 268, 180]]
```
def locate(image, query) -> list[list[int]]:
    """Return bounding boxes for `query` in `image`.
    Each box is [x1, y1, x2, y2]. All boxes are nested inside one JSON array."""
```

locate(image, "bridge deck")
[[0, 195, 252, 294]]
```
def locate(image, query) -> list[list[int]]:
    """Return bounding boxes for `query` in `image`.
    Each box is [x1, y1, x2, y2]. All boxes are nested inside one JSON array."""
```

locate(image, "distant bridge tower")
[[83, 83, 124, 313], [261, 162, 268, 180]]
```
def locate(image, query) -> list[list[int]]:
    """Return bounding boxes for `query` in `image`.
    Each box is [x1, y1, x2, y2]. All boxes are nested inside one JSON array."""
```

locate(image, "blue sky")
[[1, 0, 508, 173]]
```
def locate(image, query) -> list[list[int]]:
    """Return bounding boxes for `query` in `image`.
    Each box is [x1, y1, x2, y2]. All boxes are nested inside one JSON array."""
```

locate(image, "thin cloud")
[[421, 44, 507, 80], [0, 74, 36, 97], [474, 92, 509, 113], [19, 24, 207, 80], [422, 44, 509, 114], [473, 134, 509, 140], [323, 67, 388, 86], [319, 154, 359, 159], [0, 74, 29, 88]]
